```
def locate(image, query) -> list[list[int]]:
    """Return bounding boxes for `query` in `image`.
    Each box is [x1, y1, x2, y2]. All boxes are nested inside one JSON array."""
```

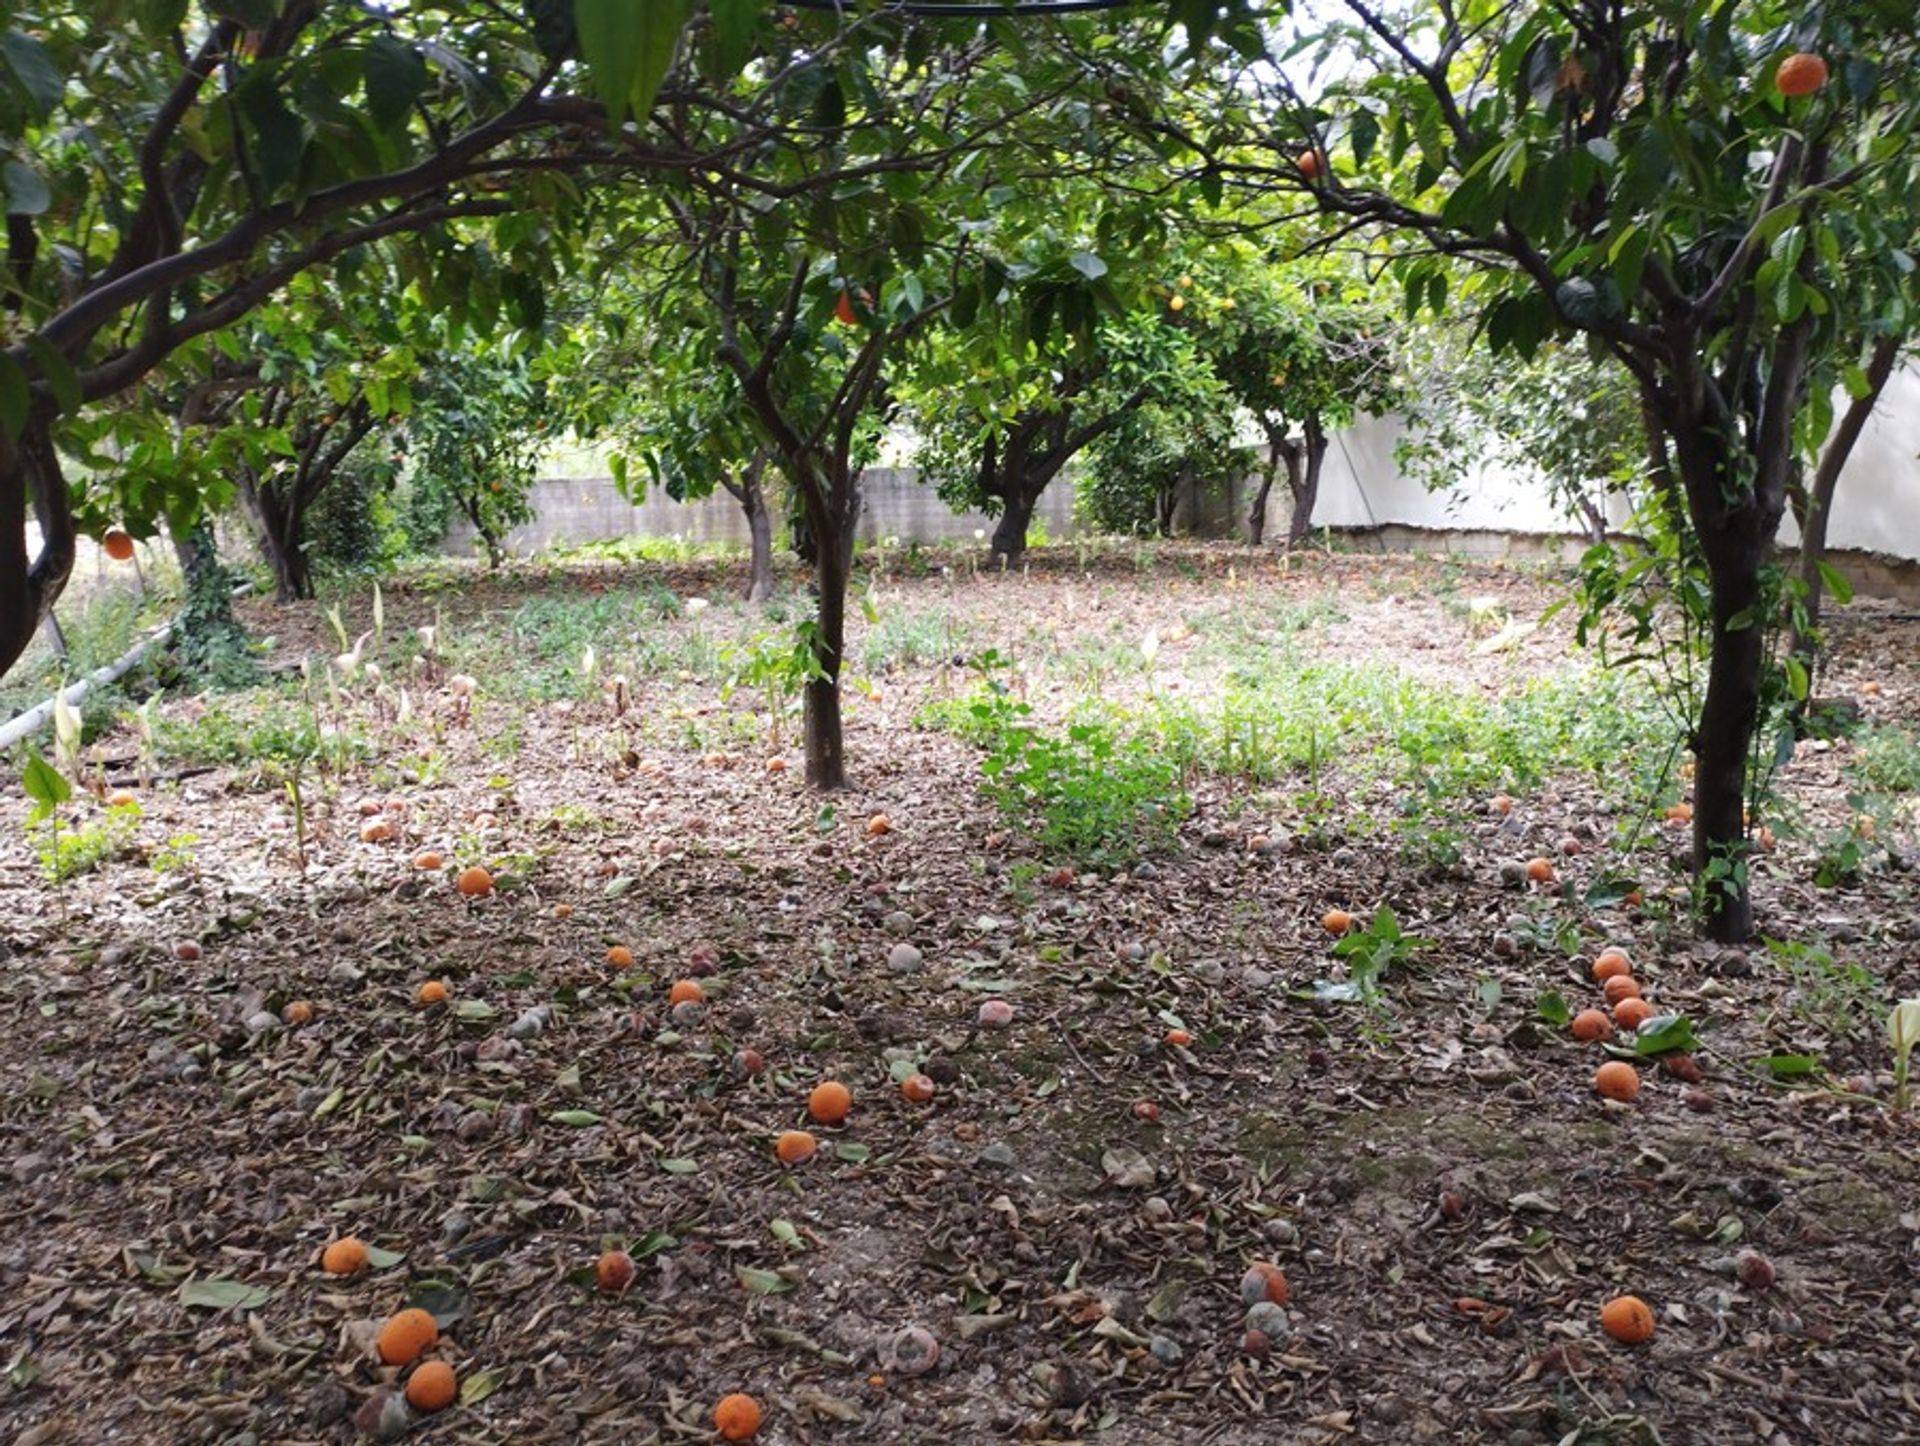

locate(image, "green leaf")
[[1068, 251, 1108, 281], [736, 1265, 795, 1294], [1536, 990, 1571, 1028], [1758, 1051, 1821, 1078], [1814, 560, 1853, 606], [0, 32, 64, 117], [833, 1142, 871, 1163], [658, 1157, 699, 1174], [364, 35, 429, 130], [178, 1277, 273, 1310], [453, 999, 498, 1022], [769, 1218, 805, 1249], [1630, 1014, 1698, 1056], [460, 1369, 503, 1405], [707, 0, 760, 76], [550, 1109, 605, 1127], [2, 159, 47, 216], [574, 0, 686, 127], [363, 1245, 406, 1269], [21, 748, 69, 819], [26, 338, 79, 416]]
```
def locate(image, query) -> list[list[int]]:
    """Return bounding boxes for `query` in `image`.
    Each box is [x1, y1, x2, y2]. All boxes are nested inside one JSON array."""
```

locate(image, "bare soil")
[[3, 548, 1917, 1446]]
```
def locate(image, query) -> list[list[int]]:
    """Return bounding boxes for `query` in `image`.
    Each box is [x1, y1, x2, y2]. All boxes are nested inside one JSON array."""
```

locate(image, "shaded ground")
[[3, 546, 1918, 1446]]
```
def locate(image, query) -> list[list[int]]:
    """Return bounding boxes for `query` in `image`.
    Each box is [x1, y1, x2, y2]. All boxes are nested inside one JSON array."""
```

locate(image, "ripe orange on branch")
[[103, 527, 135, 561], [1774, 52, 1829, 97]]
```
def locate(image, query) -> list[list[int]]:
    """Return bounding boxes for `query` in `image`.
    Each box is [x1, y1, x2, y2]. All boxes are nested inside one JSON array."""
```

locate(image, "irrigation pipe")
[[0, 582, 252, 752]]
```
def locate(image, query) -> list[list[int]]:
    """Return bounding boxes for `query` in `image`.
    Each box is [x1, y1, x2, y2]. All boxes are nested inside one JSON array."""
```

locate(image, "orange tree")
[[1227, 0, 1920, 940], [1181, 251, 1399, 546], [0, 0, 757, 684], [627, 4, 1196, 788]]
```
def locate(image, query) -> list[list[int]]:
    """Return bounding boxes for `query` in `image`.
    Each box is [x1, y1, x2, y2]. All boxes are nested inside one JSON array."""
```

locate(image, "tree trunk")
[[726, 456, 775, 603], [1692, 552, 1765, 943], [0, 414, 74, 684], [1660, 365, 1799, 944], [789, 504, 817, 566], [804, 475, 855, 790], [744, 484, 774, 603], [1787, 334, 1899, 681], [989, 486, 1039, 570], [1285, 417, 1326, 550], [1247, 439, 1283, 546], [241, 468, 314, 602]]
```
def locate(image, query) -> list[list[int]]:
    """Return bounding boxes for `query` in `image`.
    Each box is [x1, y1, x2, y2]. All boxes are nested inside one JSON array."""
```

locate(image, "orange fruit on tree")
[[1599, 1294, 1655, 1344], [376, 1307, 439, 1365], [669, 978, 706, 1005], [1592, 948, 1631, 982], [1321, 909, 1353, 936], [835, 291, 858, 326], [713, 1392, 764, 1442], [1570, 1008, 1613, 1043], [1613, 996, 1655, 1030], [900, 1073, 935, 1104], [1524, 857, 1556, 883], [1297, 149, 1324, 180], [808, 1080, 852, 1125], [416, 980, 449, 1005], [1774, 51, 1828, 98], [455, 865, 493, 896], [1602, 974, 1641, 1005], [321, 1237, 369, 1274], [103, 527, 136, 561], [405, 1359, 456, 1412], [1594, 1060, 1640, 1102], [1168, 293, 1186, 312], [607, 945, 635, 969], [412, 851, 442, 870], [775, 1129, 817, 1165]]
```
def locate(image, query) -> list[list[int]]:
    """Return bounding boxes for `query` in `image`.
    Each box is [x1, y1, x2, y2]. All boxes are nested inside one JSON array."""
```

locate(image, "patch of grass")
[[1850, 724, 1920, 793], [956, 685, 1189, 867], [1762, 937, 1884, 1046], [551, 535, 745, 566], [858, 606, 958, 672], [30, 799, 143, 881], [153, 696, 346, 769], [447, 584, 707, 700], [1146, 653, 1674, 812]]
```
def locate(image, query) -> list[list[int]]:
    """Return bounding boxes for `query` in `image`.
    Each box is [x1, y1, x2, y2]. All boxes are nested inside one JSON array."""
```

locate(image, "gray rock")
[[887, 942, 925, 975]]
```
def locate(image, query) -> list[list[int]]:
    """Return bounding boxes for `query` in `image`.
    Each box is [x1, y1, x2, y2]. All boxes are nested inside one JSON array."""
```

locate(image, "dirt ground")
[[3, 547, 1917, 1446]]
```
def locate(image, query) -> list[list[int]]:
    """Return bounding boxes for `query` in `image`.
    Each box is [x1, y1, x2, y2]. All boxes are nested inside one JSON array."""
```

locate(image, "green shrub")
[[966, 686, 1189, 867]]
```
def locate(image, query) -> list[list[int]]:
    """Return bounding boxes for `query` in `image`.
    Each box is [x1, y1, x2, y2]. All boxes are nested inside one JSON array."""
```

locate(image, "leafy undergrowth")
[[2, 547, 1917, 1445]]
